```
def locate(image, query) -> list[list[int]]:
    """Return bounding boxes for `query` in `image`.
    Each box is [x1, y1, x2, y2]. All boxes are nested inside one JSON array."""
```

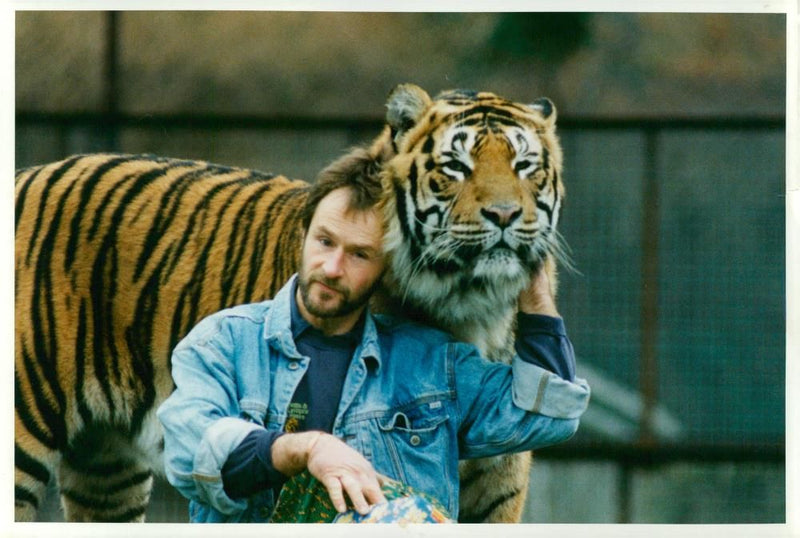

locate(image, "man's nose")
[[322, 248, 345, 277]]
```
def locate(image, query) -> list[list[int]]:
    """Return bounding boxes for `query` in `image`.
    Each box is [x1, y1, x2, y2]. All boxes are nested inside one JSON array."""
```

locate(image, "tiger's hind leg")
[[58, 460, 153, 522], [57, 426, 154, 522], [458, 451, 532, 523]]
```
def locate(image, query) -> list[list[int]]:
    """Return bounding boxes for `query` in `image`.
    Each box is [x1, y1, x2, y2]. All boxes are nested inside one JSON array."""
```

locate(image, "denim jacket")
[[157, 275, 591, 522]]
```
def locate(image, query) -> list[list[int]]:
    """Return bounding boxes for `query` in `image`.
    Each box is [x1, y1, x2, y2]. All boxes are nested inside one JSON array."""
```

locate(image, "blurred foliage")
[[488, 13, 592, 62]]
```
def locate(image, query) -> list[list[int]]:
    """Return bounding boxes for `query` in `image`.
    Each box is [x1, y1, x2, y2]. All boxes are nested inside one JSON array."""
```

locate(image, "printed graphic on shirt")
[[285, 402, 309, 433]]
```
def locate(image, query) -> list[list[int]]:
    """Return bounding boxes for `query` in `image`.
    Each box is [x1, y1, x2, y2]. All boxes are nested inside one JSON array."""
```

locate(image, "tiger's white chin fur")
[[383, 234, 533, 357], [471, 249, 528, 281]]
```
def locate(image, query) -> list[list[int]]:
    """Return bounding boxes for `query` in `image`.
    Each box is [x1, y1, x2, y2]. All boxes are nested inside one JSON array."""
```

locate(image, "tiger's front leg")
[[457, 451, 532, 523]]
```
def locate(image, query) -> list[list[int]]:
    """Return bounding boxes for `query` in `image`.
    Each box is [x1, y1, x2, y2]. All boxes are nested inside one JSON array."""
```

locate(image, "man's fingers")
[[363, 480, 387, 506], [321, 472, 385, 515], [307, 433, 386, 514], [346, 473, 386, 513], [321, 476, 348, 513], [340, 474, 371, 515]]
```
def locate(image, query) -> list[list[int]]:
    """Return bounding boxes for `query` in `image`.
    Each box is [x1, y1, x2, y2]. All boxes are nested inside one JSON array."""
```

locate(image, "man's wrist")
[[271, 431, 323, 477], [518, 293, 559, 317], [517, 267, 560, 317]]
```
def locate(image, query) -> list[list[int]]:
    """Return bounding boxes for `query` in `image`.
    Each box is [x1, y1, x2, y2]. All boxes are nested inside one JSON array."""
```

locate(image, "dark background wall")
[[15, 10, 787, 524]]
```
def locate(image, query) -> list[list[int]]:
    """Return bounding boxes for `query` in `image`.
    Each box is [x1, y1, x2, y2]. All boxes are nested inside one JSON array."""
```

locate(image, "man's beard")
[[297, 272, 379, 319]]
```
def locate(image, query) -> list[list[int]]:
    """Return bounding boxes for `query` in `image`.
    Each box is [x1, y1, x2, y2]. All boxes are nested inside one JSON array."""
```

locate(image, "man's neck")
[[311, 316, 361, 337]]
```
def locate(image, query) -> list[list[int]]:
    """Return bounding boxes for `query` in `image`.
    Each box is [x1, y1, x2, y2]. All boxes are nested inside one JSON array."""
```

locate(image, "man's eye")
[[318, 237, 333, 247]]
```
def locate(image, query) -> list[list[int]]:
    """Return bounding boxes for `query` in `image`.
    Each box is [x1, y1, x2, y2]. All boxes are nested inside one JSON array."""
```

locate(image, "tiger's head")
[[378, 84, 567, 328]]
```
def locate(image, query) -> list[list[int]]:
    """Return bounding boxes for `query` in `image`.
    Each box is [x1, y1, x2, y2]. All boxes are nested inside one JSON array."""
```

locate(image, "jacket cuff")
[[511, 356, 590, 419], [193, 417, 262, 514]]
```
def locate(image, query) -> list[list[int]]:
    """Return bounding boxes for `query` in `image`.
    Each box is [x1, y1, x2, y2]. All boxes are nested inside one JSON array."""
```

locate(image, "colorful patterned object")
[[270, 470, 453, 524], [333, 494, 452, 524]]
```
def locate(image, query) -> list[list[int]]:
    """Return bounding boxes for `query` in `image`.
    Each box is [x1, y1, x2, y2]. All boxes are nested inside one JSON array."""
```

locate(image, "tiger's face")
[[380, 85, 565, 319]]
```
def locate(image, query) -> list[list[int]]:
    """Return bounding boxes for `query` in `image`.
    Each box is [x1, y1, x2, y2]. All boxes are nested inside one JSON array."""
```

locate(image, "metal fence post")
[[103, 11, 120, 151], [639, 127, 661, 446]]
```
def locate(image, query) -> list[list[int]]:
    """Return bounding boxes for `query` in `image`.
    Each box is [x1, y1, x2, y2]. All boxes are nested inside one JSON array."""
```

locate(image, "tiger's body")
[[15, 84, 567, 523], [15, 156, 310, 522]]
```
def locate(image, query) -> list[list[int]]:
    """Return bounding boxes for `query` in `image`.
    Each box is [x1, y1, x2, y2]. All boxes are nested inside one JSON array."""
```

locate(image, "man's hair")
[[300, 147, 385, 232]]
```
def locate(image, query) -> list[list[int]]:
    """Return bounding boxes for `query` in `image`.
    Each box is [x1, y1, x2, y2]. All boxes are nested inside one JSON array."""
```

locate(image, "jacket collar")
[[264, 274, 383, 371]]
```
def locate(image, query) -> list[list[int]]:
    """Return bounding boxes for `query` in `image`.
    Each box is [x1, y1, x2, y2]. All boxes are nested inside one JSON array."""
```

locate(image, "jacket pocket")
[[374, 401, 455, 512], [378, 404, 449, 447]]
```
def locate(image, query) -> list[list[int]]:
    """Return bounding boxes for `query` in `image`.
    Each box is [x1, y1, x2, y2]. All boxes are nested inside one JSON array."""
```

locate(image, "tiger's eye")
[[514, 160, 533, 174], [443, 161, 471, 179]]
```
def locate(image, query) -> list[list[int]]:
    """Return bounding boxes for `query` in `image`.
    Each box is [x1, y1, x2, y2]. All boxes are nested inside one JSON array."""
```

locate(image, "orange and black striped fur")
[[15, 84, 566, 522]]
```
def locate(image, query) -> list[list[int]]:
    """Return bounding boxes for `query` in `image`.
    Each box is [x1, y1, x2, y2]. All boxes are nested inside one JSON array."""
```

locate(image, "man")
[[157, 170, 590, 523]]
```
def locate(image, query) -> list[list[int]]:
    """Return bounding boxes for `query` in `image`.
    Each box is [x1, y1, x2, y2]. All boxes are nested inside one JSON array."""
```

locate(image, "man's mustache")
[[309, 274, 347, 295]]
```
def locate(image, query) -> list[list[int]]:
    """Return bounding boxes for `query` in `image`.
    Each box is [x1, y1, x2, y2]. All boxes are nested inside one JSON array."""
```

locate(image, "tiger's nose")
[[481, 203, 522, 228]]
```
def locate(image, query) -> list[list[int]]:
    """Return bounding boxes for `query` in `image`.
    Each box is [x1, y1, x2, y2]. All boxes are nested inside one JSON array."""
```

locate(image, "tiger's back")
[[15, 154, 309, 521]]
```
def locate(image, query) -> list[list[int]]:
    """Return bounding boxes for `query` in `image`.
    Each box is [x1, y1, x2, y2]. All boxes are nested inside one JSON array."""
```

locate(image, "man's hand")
[[271, 431, 386, 514], [518, 265, 559, 317]]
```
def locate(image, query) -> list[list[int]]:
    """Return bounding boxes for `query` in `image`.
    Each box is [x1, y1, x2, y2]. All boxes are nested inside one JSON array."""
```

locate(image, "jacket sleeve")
[[515, 313, 576, 381], [453, 320, 590, 459], [222, 429, 287, 499], [156, 313, 264, 516]]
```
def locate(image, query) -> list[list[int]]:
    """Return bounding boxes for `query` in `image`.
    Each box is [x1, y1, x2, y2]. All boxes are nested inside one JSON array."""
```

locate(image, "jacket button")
[[409, 435, 421, 446], [288, 362, 299, 370]]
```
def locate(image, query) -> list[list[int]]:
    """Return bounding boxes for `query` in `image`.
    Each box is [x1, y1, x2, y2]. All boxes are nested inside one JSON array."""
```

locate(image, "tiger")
[[15, 83, 567, 523]]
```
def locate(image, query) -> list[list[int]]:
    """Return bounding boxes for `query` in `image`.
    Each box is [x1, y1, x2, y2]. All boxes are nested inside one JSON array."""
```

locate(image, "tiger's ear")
[[386, 84, 432, 142], [530, 97, 557, 127]]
